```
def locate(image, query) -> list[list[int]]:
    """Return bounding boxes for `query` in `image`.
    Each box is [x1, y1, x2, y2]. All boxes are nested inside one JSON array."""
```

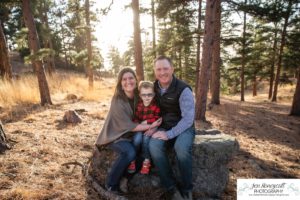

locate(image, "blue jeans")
[[149, 126, 195, 193], [132, 132, 151, 159], [106, 140, 136, 190]]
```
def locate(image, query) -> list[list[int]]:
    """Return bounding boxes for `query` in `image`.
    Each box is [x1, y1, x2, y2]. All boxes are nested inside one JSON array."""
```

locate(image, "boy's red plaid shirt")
[[133, 100, 160, 124]]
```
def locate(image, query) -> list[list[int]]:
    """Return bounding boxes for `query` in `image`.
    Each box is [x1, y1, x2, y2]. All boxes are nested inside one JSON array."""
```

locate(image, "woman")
[[95, 68, 161, 193]]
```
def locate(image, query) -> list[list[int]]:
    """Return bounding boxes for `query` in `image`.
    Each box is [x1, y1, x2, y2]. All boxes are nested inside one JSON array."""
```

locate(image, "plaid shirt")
[[133, 99, 160, 124]]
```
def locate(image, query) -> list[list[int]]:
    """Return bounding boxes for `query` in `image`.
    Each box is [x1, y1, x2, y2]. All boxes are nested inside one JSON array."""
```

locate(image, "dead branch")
[[62, 161, 88, 175], [86, 174, 127, 200]]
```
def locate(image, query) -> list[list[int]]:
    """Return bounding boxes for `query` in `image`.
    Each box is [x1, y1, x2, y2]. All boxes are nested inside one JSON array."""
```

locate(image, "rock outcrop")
[[88, 129, 239, 199]]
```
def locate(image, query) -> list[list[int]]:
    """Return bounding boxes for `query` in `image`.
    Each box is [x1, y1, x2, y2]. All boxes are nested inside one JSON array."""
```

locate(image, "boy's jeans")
[[132, 132, 151, 159]]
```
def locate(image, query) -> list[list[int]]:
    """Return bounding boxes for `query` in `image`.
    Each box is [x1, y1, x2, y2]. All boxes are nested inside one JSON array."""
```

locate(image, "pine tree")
[[0, 19, 12, 79], [195, 0, 215, 121], [210, 0, 221, 105], [272, 0, 295, 102], [85, 0, 93, 89], [22, 0, 52, 106], [132, 0, 144, 82]]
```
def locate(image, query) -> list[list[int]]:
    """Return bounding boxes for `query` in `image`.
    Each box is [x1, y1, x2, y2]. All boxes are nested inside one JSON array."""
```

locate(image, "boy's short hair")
[[138, 81, 154, 91]]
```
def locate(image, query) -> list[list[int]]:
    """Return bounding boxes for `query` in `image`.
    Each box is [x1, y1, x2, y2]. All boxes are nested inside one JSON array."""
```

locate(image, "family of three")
[[95, 56, 195, 200]]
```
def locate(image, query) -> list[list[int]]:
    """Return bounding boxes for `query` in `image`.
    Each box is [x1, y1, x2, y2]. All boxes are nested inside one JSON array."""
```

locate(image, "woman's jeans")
[[106, 140, 136, 190], [149, 126, 195, 193], [132, 132, 151, 159]]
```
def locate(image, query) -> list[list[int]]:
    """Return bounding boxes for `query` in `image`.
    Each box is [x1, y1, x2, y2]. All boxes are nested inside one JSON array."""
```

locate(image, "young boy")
[[128, 81, 161, 175]]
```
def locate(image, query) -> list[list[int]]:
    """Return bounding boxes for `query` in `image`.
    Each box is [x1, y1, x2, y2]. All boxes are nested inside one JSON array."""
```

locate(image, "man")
[[149, 56, 195, 200]]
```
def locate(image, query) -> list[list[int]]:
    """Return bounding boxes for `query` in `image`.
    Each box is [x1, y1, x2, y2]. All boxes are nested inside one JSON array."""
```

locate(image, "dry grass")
[[0, 71, 115, 122], [0, 76, 40, 107], [0, 71, 115, 109]]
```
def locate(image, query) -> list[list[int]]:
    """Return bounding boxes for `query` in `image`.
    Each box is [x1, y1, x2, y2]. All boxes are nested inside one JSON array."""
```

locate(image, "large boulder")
[[87, 130, 239, 199]]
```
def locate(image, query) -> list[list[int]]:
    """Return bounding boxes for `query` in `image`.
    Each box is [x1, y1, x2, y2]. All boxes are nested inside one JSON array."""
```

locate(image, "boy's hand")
[[144, 128, 156, 136], [150, 117, 162, 129]]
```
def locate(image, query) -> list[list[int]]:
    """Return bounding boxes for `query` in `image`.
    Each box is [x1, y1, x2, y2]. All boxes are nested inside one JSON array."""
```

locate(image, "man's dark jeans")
[[149, 126, 195, 193]]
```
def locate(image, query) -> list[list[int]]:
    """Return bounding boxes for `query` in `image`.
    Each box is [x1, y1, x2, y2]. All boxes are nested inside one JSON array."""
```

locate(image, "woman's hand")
[[150, 117, 162, 129]]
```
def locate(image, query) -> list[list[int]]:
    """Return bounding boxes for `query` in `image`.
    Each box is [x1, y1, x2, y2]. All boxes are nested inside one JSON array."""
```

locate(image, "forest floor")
[[0, 74, 299, 200]]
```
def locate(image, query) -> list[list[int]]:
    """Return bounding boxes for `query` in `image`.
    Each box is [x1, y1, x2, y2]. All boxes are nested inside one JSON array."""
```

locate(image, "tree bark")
[[42, 1, 56, 77], [184, 50, 188, 81], [252, 75, 257, 96], [0, 19, 12, 80], [179, 49, 182, 79], [151, 0, 156, 58], [0, 121, 10, 154], [132, 0, 144, 83], [268, 23, 278, 99], [85, 0, 94, 89], [195, 0, 215, 121], [58, 8, 69, 68], [22, 0, 52, 106], [240, 0, 247, 102], [272, 0, 293, 102], [195, 0, 202, 96], [290, 69, 300, 116], [210, 0, 221, 105]]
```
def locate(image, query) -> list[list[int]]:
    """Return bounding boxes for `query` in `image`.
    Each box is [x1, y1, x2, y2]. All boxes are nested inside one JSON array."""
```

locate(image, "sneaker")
[[161, 188, 184, 200], [181, 191, 193, 200], [127, 160, 136, 173], [172, 189, 185, 200], [105, 185, 123, 196], [140, 160, 151, 174]]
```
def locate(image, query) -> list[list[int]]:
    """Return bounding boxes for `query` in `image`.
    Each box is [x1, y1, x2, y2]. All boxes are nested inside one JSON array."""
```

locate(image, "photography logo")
[[237, 179, 300, 200]]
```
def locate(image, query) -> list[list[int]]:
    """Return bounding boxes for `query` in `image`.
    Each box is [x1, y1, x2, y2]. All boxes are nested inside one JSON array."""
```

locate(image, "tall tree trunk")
[[151, 0, 156, 58], [269, 23, 278, 99], [58, 9, 69, 68], [40, 0, 55, 77], [0, 19, 12, 80], [252, 75, 257, 96], [184, 49, 189, 81], [240, 0, 247, 102], [290, 68, 300, 116], [85, 0, 94, 89], [210, 0, 221, 105], [132, 0, 144, 83], [272, 0, 293, 102], [195, 0, 202, 96], [22, 0, 52, 106], [42, 1, 55, 77], [195, 0, 215, 121], [179, 49, 182, 79]]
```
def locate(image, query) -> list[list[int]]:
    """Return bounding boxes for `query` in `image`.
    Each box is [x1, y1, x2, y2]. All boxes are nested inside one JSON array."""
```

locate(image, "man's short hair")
[[154, 55, 173, 66], [138, 81, 154, 91]]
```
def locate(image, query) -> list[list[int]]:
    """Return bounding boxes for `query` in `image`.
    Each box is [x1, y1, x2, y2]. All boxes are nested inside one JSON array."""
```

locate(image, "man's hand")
[[150, 117, 162, 129], [151, 131, 168, 140]]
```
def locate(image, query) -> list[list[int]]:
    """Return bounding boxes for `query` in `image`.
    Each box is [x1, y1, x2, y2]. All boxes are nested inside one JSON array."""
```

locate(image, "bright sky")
[[95, 0, 152, 69]]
